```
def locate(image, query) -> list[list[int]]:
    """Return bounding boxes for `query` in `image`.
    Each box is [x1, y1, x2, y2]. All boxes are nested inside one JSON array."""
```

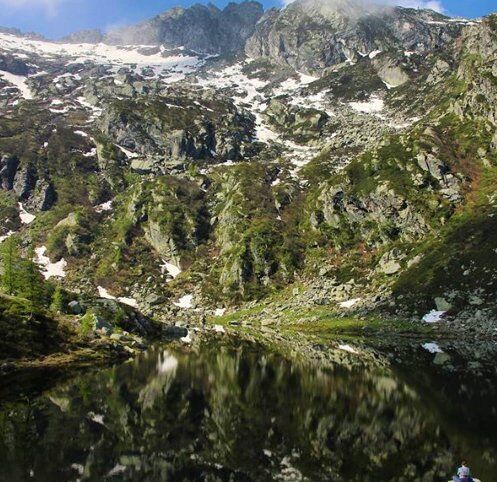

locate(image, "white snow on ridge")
[[0, 70, 33, 99], [0, 33, 205, 81], [35, 246, 67, 279]]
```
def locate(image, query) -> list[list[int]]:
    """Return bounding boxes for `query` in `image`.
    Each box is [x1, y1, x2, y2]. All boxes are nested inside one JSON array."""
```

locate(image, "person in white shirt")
[[453, 461, 474, 482]]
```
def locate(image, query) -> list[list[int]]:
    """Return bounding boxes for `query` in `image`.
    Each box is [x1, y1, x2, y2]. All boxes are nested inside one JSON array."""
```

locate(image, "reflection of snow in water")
[[422, 342, 443, 354], [338, 344, 359, 354], [157, 351, 179, 374], [87, 412, 105, 425]]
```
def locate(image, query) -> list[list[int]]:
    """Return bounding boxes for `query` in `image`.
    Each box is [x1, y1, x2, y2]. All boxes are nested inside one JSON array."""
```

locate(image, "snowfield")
[[0, 32, 208, 87]]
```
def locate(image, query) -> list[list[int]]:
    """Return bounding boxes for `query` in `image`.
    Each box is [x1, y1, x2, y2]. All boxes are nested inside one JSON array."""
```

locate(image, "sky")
[[0, 0, 496, 39]]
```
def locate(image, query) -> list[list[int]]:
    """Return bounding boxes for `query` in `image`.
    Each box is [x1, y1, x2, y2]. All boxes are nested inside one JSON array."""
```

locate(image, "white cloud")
[[394, 0, 444, 13], [281, 0, 445, 14]]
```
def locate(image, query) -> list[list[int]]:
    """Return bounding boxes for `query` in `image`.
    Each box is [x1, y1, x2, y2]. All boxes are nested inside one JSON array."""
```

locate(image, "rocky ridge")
[[0, 2, 496, 333]]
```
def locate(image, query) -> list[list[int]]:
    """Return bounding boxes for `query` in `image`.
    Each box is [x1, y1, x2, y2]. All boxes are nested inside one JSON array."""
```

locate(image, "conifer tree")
[[50, 285, 64, 313], [0, 236, 20, 295], [18, 247, 46, 311]]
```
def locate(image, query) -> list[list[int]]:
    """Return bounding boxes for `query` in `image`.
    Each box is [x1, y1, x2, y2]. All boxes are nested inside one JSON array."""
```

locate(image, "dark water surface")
[[0, 338, 496, 481]]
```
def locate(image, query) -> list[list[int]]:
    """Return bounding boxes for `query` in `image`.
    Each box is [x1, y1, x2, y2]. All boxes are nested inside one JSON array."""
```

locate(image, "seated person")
[[453, 461, 474, 482]]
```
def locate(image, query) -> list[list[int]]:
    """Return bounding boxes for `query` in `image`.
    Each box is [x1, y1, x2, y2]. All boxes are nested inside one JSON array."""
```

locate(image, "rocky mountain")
[[0, 1, 497, 331], [247, 1, 469, 74], [64, 1, 264, 55]]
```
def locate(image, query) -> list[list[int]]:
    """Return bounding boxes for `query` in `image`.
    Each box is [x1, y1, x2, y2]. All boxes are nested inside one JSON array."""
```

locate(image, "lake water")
[[0, 336, 496, 481]]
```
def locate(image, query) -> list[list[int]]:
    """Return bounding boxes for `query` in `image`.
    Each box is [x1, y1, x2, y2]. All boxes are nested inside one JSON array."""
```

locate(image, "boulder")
[[68, 300, 83, 315]]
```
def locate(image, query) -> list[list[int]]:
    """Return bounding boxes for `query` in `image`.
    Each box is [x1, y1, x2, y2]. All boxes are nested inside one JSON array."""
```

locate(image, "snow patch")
[[0, 231, 15, 243], [174, 294, 193, 309], [95, 200, 113, 213], [214, 308, 226, 317], [339, 298, 361, 309], [180, 330, 193, 344], [18, 203, 35, 224], [0, 70, 33, 99], [422, 342, 443, 354], [116, 144, 140, 159], [349, 96, 384, 114], [35, 246, 67, 279], [213, 324, 225, 333], [97, 286, 138, 307], [161, 260, 181, 279]]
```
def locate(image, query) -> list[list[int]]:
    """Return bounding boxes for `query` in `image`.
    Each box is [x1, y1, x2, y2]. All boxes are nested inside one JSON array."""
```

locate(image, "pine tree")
[[50, 285, 64, 313], [18, 247, 46, 311], [0, 236, 20, 295]]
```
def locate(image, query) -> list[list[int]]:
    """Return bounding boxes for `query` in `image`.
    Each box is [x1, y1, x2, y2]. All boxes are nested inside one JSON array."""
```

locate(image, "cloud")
[[0, 0, 69, 17], [394, 0, 444, 13], [282, 0, 445, 14]]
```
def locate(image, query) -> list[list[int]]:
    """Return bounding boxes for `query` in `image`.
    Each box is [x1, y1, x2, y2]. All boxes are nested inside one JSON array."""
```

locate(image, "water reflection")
[[0, 339, 496, 481]]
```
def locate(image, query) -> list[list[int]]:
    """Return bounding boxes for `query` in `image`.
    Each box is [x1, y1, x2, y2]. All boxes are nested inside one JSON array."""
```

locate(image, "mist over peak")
[[283, 0, 444, 16]]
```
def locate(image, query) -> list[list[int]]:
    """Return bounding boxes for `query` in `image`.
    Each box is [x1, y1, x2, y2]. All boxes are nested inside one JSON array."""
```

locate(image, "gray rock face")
[[0, 54, 29, 76], [246, 0, 464, 74], [13, 166, 37, 200], [0, 155, 19, 190], [60, 29, 104, 44], [103, 1, 264, 54], [97, 91, 256, 166], [29, 180, 57, 212]]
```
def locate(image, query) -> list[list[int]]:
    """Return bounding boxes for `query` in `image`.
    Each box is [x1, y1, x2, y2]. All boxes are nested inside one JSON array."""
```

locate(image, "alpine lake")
[[0, 326, 496, 482]]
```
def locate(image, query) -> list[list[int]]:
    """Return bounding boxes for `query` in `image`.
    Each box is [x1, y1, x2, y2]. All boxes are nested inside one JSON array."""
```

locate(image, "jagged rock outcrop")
[[246, 0, 465, 74], [97, 92, 257, 165], [0, 54, 29, 75], [60, 29, 104, 44], [103, 1, 264, 54]]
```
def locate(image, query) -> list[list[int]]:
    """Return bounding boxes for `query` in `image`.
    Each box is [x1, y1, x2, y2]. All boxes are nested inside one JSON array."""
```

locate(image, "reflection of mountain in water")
[[0, 339, 496, 481]]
